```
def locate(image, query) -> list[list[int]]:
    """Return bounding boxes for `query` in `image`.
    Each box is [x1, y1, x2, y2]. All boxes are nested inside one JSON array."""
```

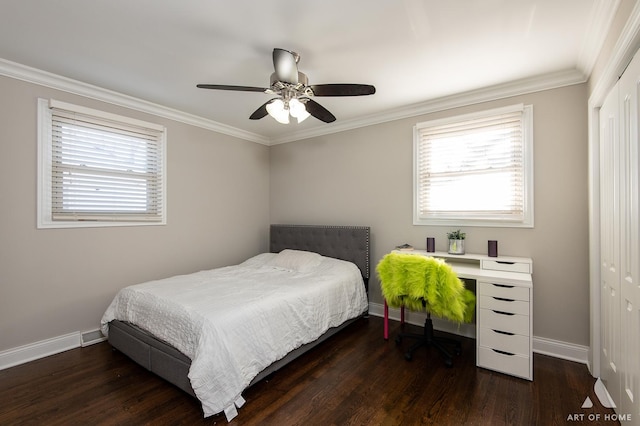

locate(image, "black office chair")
[[395, 309, 461, 367], [377, 252, 475, 367]]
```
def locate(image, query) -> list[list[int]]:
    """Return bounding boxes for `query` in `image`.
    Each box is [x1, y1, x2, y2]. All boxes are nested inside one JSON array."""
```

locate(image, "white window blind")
[[38, 99, 167, 227], [413, 104, 533, 227]]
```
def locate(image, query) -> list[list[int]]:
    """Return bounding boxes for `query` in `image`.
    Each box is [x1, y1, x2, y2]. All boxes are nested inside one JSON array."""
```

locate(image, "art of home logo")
[[567, 378, 633, 423]]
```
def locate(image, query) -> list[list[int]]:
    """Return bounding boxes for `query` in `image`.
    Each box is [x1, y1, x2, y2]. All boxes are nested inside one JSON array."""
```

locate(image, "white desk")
[[383, 250, 533, 380]]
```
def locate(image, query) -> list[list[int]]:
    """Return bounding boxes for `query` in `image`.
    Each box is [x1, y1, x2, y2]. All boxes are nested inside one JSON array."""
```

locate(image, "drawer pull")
[[492, 283, 515, 289], [496, 261, 515, 265], [492, 310, 515, 316], [493, 296, 515, 302], [492, 329, 515, 336], [492, 349, 515, 356]]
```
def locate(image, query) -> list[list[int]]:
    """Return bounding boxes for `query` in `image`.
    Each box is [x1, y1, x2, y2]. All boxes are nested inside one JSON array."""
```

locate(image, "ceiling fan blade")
[[196, 84, 269, 93], [272, 48, 299, 84], [310, 84, 376, 96], [304, 99, 336, 123], [249, 98, 279, 120]]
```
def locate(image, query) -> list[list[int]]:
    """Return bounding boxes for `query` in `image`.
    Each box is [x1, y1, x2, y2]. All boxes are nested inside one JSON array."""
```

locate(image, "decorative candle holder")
[[426, 237, 435, 252], [488, 240, 498, 257]]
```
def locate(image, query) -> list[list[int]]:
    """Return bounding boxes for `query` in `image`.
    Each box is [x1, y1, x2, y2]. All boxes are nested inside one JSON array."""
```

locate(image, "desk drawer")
[[479, 327, 529, 356], [478, 346, 531, 380], [479, 295, 529, 316], [481, 259, 531, 273], [478, 282, 530, 301], [479, 308, 529, 336]]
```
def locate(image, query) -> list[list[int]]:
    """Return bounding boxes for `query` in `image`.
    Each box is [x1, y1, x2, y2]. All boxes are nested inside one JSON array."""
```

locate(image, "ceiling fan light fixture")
[[266, 99, 290, 124], [295, 110, 310, 123], [289, 98, 310, 123]]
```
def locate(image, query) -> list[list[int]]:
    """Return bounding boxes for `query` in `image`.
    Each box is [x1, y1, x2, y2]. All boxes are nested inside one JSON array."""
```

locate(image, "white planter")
[[448, 239, 465, 255]]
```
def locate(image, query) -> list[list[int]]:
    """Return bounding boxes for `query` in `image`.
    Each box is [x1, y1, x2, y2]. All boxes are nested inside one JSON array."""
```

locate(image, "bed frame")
[[108, 224, 370, 399]]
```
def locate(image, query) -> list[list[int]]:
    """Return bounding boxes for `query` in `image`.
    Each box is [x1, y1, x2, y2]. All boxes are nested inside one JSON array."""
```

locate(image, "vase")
[[448, 239, 465, 255]]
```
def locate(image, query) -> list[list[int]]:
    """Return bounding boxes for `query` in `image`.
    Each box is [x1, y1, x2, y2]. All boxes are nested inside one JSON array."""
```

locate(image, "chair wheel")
[[455, 348, 461, 356], [444, 358, 453, 368], [404, 352, 412, 361], [395, 335, 402, 345]]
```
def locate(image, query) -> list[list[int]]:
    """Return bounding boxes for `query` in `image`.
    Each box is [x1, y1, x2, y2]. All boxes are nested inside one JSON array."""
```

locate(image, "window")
[[413, 104, 533, 227], [38, 99, 166, 228]]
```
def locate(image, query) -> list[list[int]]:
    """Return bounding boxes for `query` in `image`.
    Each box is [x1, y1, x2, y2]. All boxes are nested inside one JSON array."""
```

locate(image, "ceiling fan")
[[197, 48, 376, 124]]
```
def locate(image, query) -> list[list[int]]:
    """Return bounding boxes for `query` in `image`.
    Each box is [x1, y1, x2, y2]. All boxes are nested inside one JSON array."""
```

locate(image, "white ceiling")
[[0, 0, 617, 144]]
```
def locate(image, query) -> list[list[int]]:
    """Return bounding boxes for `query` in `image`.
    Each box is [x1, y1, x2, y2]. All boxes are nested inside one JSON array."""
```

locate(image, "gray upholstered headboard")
[[270, 224, 370, 281]]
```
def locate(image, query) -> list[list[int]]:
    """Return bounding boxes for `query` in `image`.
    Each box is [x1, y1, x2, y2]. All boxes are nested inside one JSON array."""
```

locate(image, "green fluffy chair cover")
[[376, 252, 475, 323]]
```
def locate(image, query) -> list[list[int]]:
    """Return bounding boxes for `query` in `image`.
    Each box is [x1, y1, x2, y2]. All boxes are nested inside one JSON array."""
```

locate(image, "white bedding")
[[100, 252, 368, 418]]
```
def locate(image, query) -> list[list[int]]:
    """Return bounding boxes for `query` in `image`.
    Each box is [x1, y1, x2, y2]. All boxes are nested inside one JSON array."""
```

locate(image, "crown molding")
[[577, 0, 621, 77], [0, 58, 270, 145], [0, 57, 586, 147], [589, 0, 640, 107], [269, 68, 587, 145]]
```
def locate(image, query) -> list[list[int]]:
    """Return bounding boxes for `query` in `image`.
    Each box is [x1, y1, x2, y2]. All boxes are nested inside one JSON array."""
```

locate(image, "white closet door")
[[599, 83, 621, 407], [617, 51, 640, 421]]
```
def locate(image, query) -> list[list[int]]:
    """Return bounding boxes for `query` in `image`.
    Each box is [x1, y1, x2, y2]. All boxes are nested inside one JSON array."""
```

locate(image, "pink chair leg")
[[384, 300, 389, 340]]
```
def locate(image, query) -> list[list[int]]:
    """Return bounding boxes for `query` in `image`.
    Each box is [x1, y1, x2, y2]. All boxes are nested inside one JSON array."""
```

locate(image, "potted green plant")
[[447, 229, 466, 255]]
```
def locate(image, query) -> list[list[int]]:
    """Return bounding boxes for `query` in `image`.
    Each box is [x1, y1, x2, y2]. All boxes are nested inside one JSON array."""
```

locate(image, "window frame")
[[412, 103, 534, 228], [37, 98, 167, 229]]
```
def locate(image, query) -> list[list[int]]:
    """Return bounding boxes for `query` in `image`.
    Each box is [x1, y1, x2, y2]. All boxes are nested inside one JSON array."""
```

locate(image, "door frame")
[[588, 3, 640, 377]]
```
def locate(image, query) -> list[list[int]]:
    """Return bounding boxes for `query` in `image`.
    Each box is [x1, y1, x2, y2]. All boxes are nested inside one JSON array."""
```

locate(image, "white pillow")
[[239, 252, 277, 268], [266, 249, 322, 273]]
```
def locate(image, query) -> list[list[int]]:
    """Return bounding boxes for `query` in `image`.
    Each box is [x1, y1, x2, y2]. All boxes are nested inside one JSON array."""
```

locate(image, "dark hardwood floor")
[[0, 317, 617, 425]]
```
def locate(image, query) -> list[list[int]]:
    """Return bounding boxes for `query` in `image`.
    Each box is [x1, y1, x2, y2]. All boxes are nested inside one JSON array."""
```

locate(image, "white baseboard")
[[81, 329, 107, 347], [368, 302, 590, 366], [0, 332, 81, 370], [0, 328, 107, 371], [0, 306, 590, 371], [531, 335, 589, 364]]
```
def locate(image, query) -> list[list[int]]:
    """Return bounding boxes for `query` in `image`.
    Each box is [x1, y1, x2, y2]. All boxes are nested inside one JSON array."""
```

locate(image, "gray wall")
[[0, 76, 270, 352], [270, 84, 590, 346], [0, 75, 593, 351]]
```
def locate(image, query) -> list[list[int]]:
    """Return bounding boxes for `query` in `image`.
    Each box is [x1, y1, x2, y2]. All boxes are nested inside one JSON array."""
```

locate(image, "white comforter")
[[100, 253, 368, 418]]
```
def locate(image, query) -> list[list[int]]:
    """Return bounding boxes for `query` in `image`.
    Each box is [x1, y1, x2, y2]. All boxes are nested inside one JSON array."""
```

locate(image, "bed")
[[101, 224, 370, 420]]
